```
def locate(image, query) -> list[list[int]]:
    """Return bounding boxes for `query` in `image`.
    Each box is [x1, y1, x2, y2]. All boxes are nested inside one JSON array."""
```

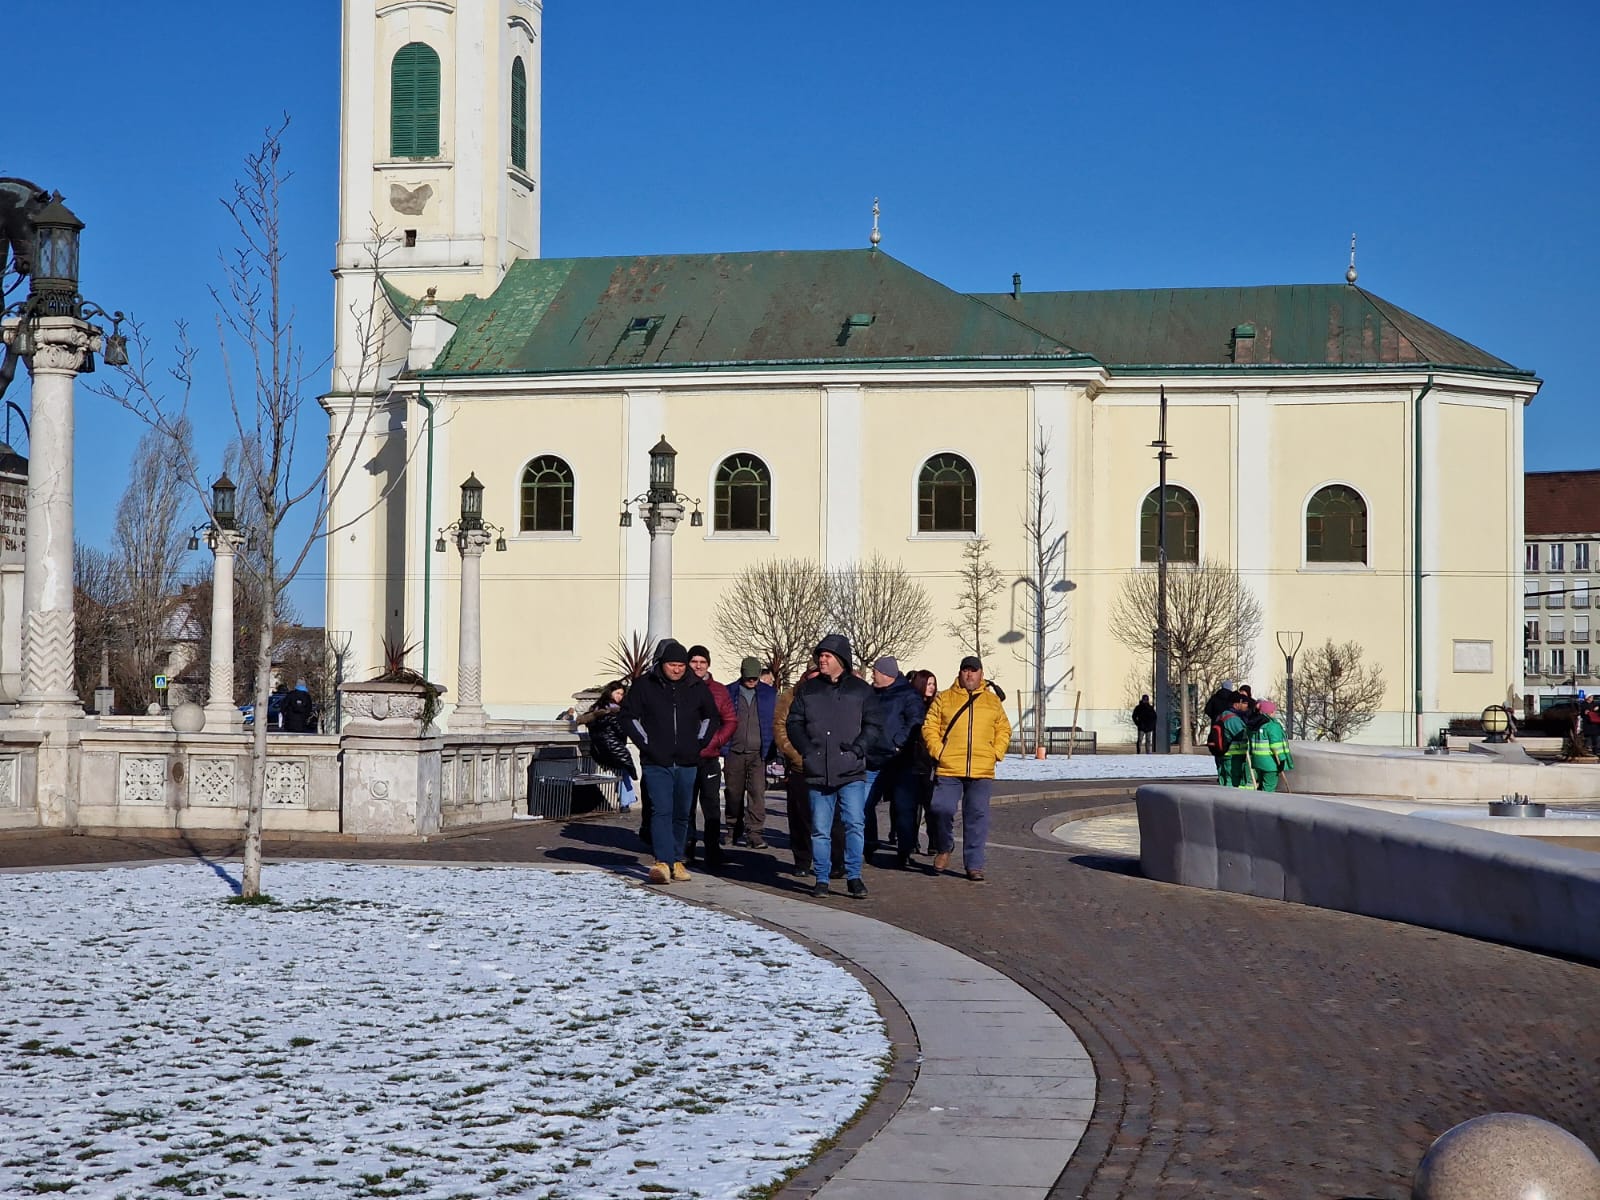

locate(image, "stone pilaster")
[[204, 530, 247, 731]]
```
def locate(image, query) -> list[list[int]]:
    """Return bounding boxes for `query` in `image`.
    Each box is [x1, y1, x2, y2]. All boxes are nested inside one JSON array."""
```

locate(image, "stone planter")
[[339, 680, 447, 738]]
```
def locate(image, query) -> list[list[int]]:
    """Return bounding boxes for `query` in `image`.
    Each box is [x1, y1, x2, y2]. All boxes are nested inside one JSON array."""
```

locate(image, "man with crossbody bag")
[[921, 656, 1011, 881]]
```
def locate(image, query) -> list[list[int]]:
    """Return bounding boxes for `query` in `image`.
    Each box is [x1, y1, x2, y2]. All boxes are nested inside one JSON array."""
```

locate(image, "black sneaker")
[[810, 881, 830, 898], [829, 865, 846, 880], [847, 877, 868, 899]]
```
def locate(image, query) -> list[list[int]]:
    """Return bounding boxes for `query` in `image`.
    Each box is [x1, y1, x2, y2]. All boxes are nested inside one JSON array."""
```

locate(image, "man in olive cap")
[[724, 656, 777, 848]]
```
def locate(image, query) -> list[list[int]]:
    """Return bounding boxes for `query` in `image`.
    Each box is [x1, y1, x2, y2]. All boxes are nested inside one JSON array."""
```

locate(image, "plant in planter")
[[372, 633, 447, 729], [338, 633, 448, 735]]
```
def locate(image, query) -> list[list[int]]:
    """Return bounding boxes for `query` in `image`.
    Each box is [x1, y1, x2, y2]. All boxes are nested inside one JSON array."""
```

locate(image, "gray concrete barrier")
[[1136, 784, 1600, 961]]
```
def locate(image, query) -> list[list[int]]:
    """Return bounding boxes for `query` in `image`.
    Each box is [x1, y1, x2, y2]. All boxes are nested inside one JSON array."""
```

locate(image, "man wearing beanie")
[[621, 639, 723, 884], [866, 655, 924, 868], [922, 655, 1010, 882], [684, 645, 737, 869], [724, 656, 777, 848], [786, 634, 883, 899]]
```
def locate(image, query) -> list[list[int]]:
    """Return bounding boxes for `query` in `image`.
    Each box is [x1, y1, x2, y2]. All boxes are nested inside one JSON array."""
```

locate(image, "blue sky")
[[6, 0, 1597, 620]]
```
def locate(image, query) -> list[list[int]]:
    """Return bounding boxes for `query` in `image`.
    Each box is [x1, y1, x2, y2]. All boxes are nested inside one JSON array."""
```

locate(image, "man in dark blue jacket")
[[785, 634, 883, 899], [621, 639, 722, 885], [866, 656, 927, 869], [724, 656, 777, 849]]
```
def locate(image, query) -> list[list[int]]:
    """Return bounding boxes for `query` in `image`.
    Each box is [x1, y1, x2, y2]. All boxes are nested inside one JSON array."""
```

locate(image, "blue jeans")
[[881, 764, 922, 856], [617, 774, 636, 810], [641, 763, 696, 865], [930, 776, 994, 872], [809, 780, 868, 884]]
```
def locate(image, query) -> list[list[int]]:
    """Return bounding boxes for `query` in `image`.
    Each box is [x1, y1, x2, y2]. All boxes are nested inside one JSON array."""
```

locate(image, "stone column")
[[204, 530, 247, 731], [643, 500, 684, 646], [451, 528, 492, 731], [13, 318, 94, 721]]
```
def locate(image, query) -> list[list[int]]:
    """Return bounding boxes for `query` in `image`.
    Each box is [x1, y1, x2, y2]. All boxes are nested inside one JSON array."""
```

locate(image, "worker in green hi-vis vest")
[[1249, 699, 1295, 793]]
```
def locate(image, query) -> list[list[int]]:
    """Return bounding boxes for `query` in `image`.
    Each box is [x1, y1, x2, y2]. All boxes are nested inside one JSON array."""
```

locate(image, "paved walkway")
[[5, 781, 1600, 1198]]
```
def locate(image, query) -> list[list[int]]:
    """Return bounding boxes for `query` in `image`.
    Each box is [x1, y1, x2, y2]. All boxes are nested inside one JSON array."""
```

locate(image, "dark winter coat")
[[785, 636, 883, 788], [1203, 687, 1235, 723], [620, 666, 722, 768], [1131, 700, 1157, 733], [584, 705, 636, 778], [724, 680, 778, 760], [281, 688, 315, 733], [700, 676, 738, 759], [867, 675, 924, 770]]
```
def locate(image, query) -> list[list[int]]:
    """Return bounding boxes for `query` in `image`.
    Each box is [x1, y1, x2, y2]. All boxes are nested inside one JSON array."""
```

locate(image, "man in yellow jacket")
[[921, 655, 1011, 881]]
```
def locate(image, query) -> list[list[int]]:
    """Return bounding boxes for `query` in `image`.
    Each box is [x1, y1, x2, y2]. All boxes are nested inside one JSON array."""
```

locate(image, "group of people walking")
[[579, 635, 1011, 898], [1203, 680, 1295, 791]]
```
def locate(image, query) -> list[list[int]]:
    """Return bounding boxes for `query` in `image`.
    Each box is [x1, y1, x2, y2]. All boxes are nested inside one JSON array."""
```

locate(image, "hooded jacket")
[[620, 664, 722, 768], [867, 674, 925, 770], [922, 680, 1011, 779], [785, 634, 883, 788]]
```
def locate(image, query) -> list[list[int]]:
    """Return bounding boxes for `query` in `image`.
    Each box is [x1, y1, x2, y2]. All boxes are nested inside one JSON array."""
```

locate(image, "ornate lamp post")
[[0, 186, 126, 734], [436, 473, 506, 731], [188, 474, 247, 731], [1276, 630, 1304, 739], [618, 436, 702, 647], [1150, 388, 1174, 753]]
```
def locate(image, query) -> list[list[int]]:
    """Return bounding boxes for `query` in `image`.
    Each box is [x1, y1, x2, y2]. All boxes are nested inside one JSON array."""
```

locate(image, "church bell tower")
[[332, 0, 541, 383]]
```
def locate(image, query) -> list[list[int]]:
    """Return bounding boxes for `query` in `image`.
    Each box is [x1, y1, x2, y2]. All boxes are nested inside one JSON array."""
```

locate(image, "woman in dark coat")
[[576, 681, 638, 810], [908, 670, 939, 855]]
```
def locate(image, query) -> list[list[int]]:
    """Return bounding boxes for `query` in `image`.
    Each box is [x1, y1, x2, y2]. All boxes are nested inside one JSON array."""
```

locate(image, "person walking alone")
[[922, 656, 1010, 882], [1131, 693, 1157, 754], [786, 635, 883, 899], [621, 640, 722, 884], [724, 657, 776, 848]]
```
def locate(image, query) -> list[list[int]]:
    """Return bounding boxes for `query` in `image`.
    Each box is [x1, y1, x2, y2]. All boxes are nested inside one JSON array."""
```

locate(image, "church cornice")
[[377, 1, 456, 17]]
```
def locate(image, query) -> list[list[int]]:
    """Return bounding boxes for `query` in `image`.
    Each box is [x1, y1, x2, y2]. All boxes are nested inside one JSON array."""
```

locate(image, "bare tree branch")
[[944, 535, 1004, 661], [825, 553, 931, 674], [1277, 639, 1385, 741], [711, 558, 829, 686]]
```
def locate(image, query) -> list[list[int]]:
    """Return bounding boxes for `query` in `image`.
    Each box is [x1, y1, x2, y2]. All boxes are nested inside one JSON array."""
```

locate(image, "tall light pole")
[[619, 436, 702, 647], [188, 474, 247, 731], [1151, 387, 1174, 753], [436, 473, 507, 731], [1276, 630, 1304, 739]]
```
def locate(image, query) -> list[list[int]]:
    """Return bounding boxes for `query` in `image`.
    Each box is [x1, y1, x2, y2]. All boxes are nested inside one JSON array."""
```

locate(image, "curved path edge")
[[699, 876, 1095, 1199]]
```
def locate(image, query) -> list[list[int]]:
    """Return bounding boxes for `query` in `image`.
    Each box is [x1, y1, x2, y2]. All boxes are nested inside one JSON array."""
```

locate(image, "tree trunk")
[[241, 613, 273, 897], [1176, 667, 1194, 751]]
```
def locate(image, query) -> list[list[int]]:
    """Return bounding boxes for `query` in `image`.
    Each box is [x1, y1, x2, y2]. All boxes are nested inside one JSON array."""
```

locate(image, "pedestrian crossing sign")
[[153, 675, 169, 690]]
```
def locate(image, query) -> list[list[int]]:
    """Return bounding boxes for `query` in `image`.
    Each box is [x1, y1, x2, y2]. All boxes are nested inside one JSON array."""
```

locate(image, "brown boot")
[[647, 862, 671, 885], [932, 851, 951, 872], [671, 861, 692, 882]]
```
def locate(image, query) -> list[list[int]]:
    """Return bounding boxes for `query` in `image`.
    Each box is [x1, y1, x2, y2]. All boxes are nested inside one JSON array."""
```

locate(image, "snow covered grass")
[[996, 753, 1218, 782], [0, 862, 888, 1199]]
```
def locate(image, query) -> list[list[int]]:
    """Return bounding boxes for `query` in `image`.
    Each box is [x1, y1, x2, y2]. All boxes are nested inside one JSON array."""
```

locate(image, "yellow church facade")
[[324, 0, 1537, 744]]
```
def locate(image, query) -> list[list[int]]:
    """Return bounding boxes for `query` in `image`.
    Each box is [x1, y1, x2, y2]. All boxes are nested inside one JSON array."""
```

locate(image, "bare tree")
[[111, 425, 193, 713], [72, 543, 125, 706], [944, 535, 1004, 662], [1278, 639, 1385, 742], [1012, 432, 1070, 752], [1109, 558, 1261, 750], [825, 553, 931, 675], [95, 120, 395, 898], [712, 557, 829, 685]]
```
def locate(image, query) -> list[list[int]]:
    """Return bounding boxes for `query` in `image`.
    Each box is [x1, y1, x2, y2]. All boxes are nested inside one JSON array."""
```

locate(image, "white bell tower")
[[324, 0, 540, 687]]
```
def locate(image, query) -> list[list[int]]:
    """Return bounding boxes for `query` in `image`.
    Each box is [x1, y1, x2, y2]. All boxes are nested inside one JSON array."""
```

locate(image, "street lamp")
[[1276, 630, 1304, 738], [436, 473, 507, 731], [619, 435, 704, 643], [1481, 704, 1513, 744], [1150, 386, 1174, 753], [211, 473, 237, 530], [185, 470, 249, 731]]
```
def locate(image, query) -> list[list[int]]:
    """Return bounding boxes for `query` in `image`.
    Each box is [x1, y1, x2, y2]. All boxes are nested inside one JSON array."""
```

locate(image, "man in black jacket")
[[785, 634, 883, 900], [621, 640, 722, 885]]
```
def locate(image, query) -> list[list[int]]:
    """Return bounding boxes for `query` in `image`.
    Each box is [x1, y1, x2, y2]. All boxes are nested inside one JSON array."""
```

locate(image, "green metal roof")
[[416, 250, 1089, 377], [970, 284, 1535, 377]]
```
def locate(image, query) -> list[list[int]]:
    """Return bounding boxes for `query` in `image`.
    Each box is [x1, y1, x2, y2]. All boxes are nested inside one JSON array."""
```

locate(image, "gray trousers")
[[724, 751, 767, 840]]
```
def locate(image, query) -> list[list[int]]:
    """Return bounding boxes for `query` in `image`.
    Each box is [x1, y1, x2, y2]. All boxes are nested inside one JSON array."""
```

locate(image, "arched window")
[[519, 455, 574, 532], [390, 43, 441, 159], [1140, 486, 1199, 563], [918, 454, 976, 533], [714, 454, 771, 532], [510, 57, 528, 171], [1306, 484, 1368, 563]]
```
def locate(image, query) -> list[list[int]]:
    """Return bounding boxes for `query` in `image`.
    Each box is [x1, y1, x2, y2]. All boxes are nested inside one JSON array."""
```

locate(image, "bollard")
[[1413, 1112, 1600, 1199]]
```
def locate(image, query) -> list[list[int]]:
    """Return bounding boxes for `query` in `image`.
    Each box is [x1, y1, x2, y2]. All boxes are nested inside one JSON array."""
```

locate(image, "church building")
[[324, 0, 1538, 744]]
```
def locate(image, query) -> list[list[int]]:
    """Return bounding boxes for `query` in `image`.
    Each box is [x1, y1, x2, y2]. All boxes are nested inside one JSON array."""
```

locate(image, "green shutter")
[[511, 57, 528, 171], [391, 43, 441, 159]]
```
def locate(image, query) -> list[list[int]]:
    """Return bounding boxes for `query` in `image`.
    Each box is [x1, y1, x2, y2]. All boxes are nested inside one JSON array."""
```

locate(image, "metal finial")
[[1345, 233, 1358, 285], [870, 198, 881, 249]]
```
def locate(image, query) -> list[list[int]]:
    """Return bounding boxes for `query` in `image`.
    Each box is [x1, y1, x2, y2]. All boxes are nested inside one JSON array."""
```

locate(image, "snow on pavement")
[[996, 752, 1218, 781], [0, 862, 887, 1199]]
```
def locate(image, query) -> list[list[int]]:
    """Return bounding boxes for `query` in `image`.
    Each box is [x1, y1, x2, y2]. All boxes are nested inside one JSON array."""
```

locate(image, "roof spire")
[[869, 197, 881, 250], [1346, 233, 1358, 285]]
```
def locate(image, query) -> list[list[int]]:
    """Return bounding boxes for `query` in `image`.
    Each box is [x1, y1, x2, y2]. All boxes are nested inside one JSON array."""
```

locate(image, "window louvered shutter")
[[511, 58, 528, 170], [391, 43, 441, 159]]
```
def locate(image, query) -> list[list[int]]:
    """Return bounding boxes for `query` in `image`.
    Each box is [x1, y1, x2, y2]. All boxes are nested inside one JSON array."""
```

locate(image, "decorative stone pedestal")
[[338, 680, 446, 837], [1413, 1112, 1600, 1199]]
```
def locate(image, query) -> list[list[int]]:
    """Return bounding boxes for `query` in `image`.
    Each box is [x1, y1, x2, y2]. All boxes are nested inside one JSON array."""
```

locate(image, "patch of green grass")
[[222, 893, 277, 907], [288, 1037, 316, 1048]]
